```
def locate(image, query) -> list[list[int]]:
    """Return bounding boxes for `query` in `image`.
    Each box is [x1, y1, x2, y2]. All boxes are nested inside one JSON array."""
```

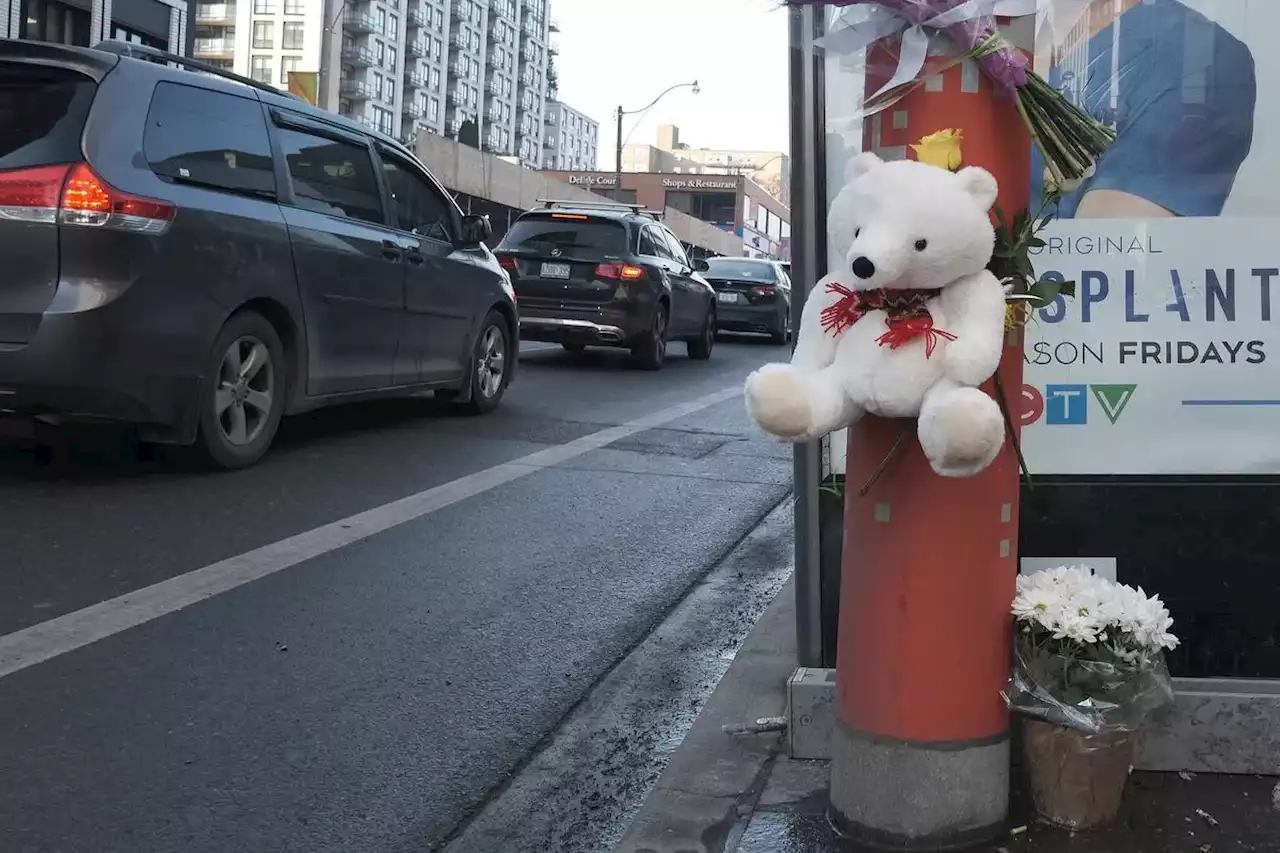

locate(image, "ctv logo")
[[1022, 384, 1136, 427]]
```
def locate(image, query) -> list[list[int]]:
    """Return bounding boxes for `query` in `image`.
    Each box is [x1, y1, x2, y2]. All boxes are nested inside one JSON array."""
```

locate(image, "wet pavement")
[[0, 338, 795, 853]]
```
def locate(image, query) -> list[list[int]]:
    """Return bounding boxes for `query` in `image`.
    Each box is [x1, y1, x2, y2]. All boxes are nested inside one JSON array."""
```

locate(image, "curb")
[[613, 575, 797, 853]]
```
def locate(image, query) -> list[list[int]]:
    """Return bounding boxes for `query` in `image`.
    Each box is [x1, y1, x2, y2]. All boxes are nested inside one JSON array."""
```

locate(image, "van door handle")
[[380, 239, 401, 262]]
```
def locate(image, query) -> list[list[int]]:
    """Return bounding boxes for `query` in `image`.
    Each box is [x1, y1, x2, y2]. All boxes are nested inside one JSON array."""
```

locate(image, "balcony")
[[344, 11, 377, 33], [403, 102, 425, 120], [194, 37, 235, 58], [447, 61, 467, 80], [485, 79, 502, 96], [406, 7, 428, 28], [354, 115, 378, 131], [543, 136, 555, 149], [340, 80, 374, 100], [450, 2, 466, 20], [195, 3, 236, 24], [407, 40, 427, 58], [404, 69, 428, 89], [449, 34, 469, 52], [341, 45, 375, 67], [549, 18, 559, 33]]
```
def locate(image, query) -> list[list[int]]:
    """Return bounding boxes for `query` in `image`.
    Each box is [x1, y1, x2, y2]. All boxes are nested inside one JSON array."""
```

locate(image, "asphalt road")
[[0, 337, 794, 853]]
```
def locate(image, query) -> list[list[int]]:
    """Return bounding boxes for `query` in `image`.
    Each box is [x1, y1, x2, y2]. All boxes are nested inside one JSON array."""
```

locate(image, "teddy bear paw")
[[745, 366, 814, 441], [918, 387, 1005, 478]]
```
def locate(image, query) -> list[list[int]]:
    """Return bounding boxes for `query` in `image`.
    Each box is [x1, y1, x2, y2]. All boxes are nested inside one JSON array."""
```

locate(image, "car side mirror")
[[692, 259, 710, 272], [458, 213, 492, 247]]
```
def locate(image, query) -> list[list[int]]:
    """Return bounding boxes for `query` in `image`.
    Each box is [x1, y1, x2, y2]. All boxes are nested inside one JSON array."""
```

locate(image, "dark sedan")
[[703, 257, 792, 344]]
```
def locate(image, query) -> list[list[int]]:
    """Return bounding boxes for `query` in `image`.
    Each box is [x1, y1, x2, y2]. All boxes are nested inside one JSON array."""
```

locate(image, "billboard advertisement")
[[1020, 0, 1280, 474]]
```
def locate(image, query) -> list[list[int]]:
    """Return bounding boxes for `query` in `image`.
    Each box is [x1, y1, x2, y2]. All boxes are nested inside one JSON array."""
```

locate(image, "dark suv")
[[0, 40, 516, 469], [494, 200, 716, 370]]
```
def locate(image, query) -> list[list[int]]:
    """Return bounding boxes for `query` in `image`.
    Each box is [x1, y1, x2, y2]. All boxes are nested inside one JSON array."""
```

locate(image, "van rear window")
[[500, 214, 628, 258], [0, 64, 96, 170]]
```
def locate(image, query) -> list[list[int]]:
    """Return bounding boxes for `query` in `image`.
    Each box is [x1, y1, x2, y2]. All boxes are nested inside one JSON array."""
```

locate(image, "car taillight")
[[0, 163, 174, 234], [595, 263, 645, 281], [751, 285, 776, 298], [497, 255, 519, 273], [0, 165, 69, 223]]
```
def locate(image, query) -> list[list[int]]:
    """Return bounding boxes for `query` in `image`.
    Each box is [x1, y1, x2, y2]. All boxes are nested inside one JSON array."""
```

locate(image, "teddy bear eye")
[[914, 239, 928, 251]]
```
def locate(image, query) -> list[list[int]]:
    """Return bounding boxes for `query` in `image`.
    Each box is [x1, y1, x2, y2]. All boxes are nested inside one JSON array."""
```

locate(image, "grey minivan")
[[0, 40, 517, 469]]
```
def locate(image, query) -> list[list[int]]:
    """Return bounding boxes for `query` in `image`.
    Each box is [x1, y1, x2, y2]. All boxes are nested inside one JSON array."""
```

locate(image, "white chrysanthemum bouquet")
[[1004, 566, 1178, 734]]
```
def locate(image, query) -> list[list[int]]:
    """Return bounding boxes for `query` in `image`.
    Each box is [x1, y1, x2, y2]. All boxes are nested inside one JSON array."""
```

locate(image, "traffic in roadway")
[[0, 339, 793, 853]]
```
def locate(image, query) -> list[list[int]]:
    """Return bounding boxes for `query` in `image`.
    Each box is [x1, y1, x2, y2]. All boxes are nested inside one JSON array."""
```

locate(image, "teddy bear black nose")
[[851, 256, 876, 279]]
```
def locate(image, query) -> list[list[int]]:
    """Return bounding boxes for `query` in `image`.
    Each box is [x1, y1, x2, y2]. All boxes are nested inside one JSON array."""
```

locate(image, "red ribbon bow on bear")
[[819, 282, 958, 358]]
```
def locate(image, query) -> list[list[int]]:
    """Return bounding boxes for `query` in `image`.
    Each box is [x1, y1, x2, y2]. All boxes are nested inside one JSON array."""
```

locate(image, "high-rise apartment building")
[[192, 0, 552, 165], [542, 100, 598, 171]]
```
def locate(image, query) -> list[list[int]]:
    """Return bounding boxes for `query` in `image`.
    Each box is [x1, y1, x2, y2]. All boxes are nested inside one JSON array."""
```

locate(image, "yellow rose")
[[912, 129, 964, 172]]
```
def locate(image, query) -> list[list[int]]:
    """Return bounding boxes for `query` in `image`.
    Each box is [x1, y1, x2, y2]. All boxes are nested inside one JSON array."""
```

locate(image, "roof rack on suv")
[[537, 198, 643, 213], [535, 198, 666, 219], [92, 40, 303, 101]]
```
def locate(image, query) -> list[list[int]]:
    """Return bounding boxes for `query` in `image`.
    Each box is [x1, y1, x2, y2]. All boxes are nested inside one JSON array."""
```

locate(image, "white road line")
[[0, 385, 743, 681]]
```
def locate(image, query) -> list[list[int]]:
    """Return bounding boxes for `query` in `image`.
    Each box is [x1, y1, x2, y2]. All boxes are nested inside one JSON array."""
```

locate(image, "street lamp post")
[[614, 80, 699, 202]]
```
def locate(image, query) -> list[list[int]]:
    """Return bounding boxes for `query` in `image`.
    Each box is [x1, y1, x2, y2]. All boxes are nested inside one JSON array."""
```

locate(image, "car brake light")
[[60, 164, 175, 234], [551, 213, 588, 220], [595, 263, 645, 281], [752, 285, 776, 297], [0, 164, 71, 223], [0, 163, 174, 233]]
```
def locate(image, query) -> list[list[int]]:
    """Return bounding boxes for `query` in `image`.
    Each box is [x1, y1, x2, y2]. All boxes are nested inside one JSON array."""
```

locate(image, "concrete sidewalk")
[[614, 577, 1280, 853]]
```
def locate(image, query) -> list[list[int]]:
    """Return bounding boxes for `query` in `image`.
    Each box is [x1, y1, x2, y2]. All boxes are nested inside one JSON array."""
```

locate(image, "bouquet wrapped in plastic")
[[789, 0, 1116, 183], [1004, 565, 1179, 734]]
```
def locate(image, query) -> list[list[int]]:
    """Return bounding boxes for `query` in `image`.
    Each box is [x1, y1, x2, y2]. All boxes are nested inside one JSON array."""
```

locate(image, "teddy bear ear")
[[844, 151, 883, 182], [955, 166, 999, 210]]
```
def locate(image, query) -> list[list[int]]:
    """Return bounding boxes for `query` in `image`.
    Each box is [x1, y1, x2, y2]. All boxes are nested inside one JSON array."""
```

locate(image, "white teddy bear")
[[744, 151, 1008, 478]]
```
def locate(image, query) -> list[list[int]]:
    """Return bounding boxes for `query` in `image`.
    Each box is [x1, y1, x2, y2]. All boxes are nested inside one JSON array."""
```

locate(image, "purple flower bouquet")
[[789, 0, 1115, 182]]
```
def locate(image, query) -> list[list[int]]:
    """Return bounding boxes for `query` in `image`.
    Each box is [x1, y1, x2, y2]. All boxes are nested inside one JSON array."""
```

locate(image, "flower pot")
[[1022, 718, 1135, 830]]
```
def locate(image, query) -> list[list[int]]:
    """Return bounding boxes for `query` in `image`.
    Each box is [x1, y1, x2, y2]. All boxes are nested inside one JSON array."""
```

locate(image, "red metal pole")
[[828, 41, 1031, 851]]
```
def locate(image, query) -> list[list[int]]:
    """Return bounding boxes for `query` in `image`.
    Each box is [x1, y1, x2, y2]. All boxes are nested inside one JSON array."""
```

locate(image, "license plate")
[[717, 291, 741, 304], [540, 262, 571, 279]]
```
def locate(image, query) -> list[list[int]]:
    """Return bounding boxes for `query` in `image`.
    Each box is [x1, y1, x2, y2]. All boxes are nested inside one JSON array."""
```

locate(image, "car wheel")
[[196, 311, 286, 471], [687, 306, 715, 360], [456, 310, 511, 415], [631, 303, 668, 370], [770, 310, 791, 345]]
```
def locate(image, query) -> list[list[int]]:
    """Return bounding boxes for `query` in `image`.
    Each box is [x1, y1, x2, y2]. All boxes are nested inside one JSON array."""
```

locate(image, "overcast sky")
[[548, 0, 790, 169]]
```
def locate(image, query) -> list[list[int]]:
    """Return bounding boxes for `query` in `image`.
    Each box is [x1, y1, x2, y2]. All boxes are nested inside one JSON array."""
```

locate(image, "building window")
[[284, 0, 303, 13], [387, 47, 397, 70], [250, 55, 272, 83], [280, 55, 300, 84], [252, 0, 274, 12], [19, 0, 91, 46], [428, 98, 439, 121], [252, 21, 273, 49], [373, 106, 394, 135], [282, 21, 304, 50]]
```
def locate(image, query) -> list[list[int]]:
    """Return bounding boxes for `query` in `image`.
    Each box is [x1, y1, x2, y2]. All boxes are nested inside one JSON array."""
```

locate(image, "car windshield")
[[499, 214, 628, 258], [704, 259, 778, 282]]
